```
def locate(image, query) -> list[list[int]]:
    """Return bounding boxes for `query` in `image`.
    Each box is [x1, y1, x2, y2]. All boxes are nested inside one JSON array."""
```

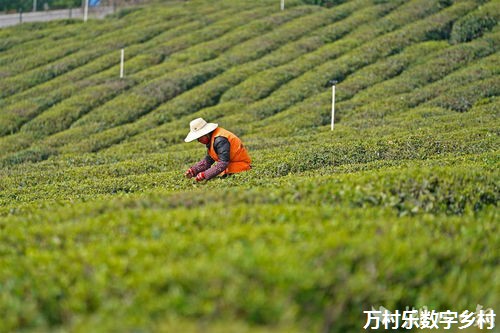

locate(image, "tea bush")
[[450, 0, 499, 43], [220, 0, 403, 103], [42, 5, 360, 153], [346, 27, 499, 107], [246, 0, 480, 121], [0, 3, 277, 140], [0, 0, 498, 332]]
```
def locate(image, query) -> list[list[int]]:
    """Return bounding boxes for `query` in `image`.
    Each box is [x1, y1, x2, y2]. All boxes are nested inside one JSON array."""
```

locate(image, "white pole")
[[120, 49, 125, 78], [331, 83, 336, 131], [281, 0, 284, 11], [84, 0, 88, 22], [33, 0, 37, 12]]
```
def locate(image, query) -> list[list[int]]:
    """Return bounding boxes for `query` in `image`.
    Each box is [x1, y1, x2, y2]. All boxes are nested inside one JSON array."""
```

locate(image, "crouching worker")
[[184, 118, 251, 182]]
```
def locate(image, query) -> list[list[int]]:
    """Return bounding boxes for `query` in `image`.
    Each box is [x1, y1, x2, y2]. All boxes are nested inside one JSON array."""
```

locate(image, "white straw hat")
[[184, 118, 218, 142]]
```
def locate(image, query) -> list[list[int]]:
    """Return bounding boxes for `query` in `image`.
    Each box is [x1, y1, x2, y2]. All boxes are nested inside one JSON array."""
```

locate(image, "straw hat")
[[184, 118, 218, 142]]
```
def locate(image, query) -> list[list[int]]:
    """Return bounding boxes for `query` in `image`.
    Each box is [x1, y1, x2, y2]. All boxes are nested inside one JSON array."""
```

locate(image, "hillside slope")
[[0, 0, 498, 332]]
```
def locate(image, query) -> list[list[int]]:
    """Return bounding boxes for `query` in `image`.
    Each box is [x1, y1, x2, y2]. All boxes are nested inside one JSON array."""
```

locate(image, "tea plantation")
[[0, 0, 498, 332]]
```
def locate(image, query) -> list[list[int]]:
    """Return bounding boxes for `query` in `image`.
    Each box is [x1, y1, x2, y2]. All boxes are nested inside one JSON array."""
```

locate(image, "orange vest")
[[208, 127, 251, 174]]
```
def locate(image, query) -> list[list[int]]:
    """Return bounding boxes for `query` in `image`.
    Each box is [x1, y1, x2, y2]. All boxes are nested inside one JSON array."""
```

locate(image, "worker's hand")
[[195, 172, 205, 182], [185, 168, 196, 178]]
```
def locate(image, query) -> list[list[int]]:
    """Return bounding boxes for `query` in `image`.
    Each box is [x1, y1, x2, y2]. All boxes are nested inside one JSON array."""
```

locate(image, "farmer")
[[184, 118, 251, 181]]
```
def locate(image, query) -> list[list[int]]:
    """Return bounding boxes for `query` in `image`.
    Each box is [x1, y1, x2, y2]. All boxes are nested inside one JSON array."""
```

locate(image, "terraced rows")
[[0, 0, 496, 173], [2, 0, 440, 158], [0, 0, 496, 213], [0, 0, 498, 332], [0, 3, 277, 135]]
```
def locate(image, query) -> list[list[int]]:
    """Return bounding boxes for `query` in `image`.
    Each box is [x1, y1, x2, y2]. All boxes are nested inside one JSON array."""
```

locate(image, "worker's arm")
[[187, 154, 215, 178], [203, 137, 230, 180]]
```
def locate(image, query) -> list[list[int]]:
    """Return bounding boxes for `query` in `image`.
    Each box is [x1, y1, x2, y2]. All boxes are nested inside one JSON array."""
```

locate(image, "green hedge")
[[29, 6, 330, 153], [450, 0, 499, 43], [48, 0, 412, 154], [0, 2, 498, 331], [0, 4, 268, 138], [245, 0, 476, 121], [220, 0, 399, 103], [0, 157, 497, 331], [342, 28, 499, 113]]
